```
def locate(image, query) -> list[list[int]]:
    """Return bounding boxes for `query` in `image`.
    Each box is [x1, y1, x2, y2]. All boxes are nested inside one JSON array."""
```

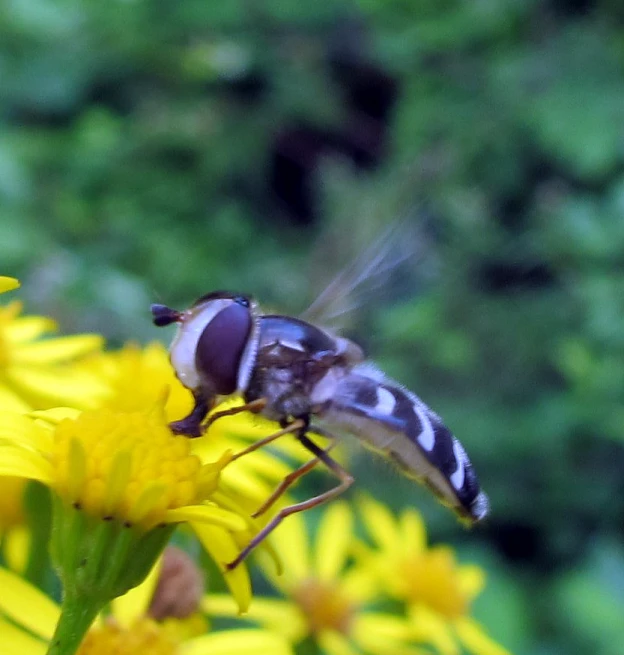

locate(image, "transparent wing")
[[300, 217, 430, 333]]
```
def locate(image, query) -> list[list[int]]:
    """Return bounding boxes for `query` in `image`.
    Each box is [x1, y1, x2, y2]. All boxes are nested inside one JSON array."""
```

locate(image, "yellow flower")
[[0, 476, 30, 572], [205, 502, 427, 655], [0, 564, 294, 655], [0, 300, 106, 412], [91, 341, 314, 505], [0, 277, 20, 294], [357, 496, 513, 655], [0, 401, 254, 614]]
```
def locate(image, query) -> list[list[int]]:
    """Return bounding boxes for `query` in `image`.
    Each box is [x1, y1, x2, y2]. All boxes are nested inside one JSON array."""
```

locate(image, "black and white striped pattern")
[[318, 363, 489, 523]]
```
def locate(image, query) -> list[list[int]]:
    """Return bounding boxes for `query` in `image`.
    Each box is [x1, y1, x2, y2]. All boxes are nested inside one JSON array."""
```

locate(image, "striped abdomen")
[[315, 363, 489, 523]]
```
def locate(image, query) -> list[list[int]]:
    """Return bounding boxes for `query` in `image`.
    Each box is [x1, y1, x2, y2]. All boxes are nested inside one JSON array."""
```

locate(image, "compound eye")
[[195, 303, 252, 395]]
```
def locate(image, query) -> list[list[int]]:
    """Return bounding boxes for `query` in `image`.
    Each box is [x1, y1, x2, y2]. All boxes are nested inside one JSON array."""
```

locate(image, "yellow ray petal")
[[357, 494, 400, 554], [7, 366, 107, 409], [0, 446, 52, 483], [0, 617, 46, 655], [0, 568, 60, 640], [0, 385, 31, 412], [3, 526, 29, 573], [454, 617, 513, 655], [353, 613, 426, 655], [458, 565, 486, 601], [192, 522, 251, 614], [0, 277, 20, 294], [314, 502, 352, 582], [112, 558, 162, 628], [181, 629, 293, 655], [203, 595, 307, 642], [400, 508, 427, 555], [0, 412, 49, 449], [30, 408, 81, 424], [340, 566, 378, 603], [165, 505, 247, 532], [317, 630, 360, 655], [3, 316, 56, 343], [230, 449, 294, 481], [262, 511, 310, 586], [408, 605, 459, 655], [220, 468, 275, 501], [14, 335, 104, 364]]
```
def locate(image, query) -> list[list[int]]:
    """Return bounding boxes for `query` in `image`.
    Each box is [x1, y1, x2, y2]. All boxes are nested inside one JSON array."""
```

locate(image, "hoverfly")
[[151, 271, 489, 569]]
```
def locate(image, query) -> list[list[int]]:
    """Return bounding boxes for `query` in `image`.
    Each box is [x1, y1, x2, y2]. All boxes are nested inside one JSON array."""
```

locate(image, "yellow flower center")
[[292, 578, 355, 636], [0, 476, 26, 529], [50, 408, 204, 530], [78, 618, 177, 655], [399, 547, 468, 619]]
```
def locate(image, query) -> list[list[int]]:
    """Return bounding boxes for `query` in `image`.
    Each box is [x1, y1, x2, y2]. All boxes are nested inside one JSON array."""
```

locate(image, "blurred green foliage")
[[2, 1, 624, 654]]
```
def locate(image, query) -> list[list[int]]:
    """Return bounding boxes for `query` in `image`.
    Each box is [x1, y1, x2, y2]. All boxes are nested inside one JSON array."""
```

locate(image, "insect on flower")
[[152, 227, 489, 569]]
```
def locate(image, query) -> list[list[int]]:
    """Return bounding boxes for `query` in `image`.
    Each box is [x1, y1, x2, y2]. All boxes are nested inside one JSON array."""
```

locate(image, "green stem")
[[46, 591, 102, 655]]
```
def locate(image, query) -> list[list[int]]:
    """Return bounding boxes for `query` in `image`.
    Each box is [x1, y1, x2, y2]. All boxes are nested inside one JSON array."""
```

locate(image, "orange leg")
[[226, 430, 353, 570], [205, 398, 267, 430], [230, 418, 306, 461], [252, 456, 322, 518]]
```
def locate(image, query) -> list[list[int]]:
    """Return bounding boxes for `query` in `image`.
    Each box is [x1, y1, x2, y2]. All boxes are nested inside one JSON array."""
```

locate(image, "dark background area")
[[2, 2, 624, 653]]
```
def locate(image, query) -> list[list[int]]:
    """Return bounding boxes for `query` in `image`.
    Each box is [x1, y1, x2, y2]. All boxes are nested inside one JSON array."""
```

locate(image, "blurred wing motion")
[[301, 218, 427, 332]]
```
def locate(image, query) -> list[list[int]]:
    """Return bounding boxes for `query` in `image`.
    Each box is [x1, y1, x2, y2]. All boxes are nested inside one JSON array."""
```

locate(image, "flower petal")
[[0, 445, 52, 483], [260, 510, 310, 589], [314, 501, 352, 581], [352, 613, 427, 655], [30, 408, 81, 424], [0, 617, 46, 655], [192, 522, 251, 613], [458, 565, 486, 601], [0, 412, 52, 451], [358, 494, 401, 554], [454, 617, 513, 655], [400, 509, 427, 555], [3, 526, 29, 573], [181, 629, 293, 655], [203, 594, 307, 642], [4, 317, 56, 344], [112, 558, 162, 627], [6, 366, 107, 409], [0, 277, 20, 294], [0, 568, 60, 640], [317, 630, 360, 655], [408, 605, 460, 655], [0, 385, 31, 412], [14, 335, 104, 364], [165, 505, 247, 532]]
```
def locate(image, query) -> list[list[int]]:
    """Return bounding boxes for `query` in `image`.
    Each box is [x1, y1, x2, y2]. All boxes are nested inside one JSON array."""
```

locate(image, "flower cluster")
[[0, 277, 512, 655]]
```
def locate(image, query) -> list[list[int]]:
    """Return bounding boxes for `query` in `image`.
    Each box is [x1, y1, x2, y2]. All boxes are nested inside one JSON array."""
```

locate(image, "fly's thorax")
[[242, 315, 352, 422], [258, 315, 338, 357], [168, 292, 260, 397]]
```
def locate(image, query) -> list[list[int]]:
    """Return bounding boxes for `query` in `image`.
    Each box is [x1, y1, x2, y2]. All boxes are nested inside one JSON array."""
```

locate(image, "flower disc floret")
[[78, 618, 177, 655], [51, 409, 203, 530]]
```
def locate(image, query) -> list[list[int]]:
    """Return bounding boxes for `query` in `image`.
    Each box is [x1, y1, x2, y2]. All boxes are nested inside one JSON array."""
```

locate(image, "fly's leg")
[[171, 396, 267, 438], [169, 391, 212, 438], [226, 422, 353, 570], [230, 418, 305, 462], [205, 398, 267, 430], [252, 452, 327, 518]]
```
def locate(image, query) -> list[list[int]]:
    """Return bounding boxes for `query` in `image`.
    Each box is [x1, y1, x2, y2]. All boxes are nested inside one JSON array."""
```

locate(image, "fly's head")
[[151, 291, 260, 401]]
